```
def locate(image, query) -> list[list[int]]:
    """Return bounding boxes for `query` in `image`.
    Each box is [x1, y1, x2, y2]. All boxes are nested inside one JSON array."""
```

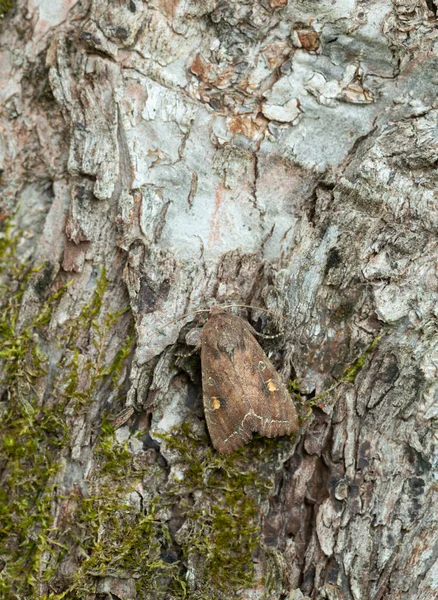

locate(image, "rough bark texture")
[[0, 1, 437, 599]]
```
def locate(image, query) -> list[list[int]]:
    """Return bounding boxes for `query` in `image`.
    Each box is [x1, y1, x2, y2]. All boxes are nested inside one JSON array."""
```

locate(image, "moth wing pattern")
[[237, 324, 299, 439], [199, 310, 299, 454], [200, 323, 255, 454]]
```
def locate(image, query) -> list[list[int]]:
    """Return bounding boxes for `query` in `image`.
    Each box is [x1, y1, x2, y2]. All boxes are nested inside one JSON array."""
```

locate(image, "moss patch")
[[0, 222, 71, 595], [153, 424, 291, 599], [0, 0, 12, 21], [0, 221, 136, 598], [52, 419, 182, 600], [342, 336, 382, 383], [161, 321, 299, 593], [300, 335, 383, 414]]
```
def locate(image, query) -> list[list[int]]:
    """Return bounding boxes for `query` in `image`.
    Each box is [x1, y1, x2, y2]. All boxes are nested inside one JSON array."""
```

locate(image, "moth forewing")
[[199, 309, 299, 454]]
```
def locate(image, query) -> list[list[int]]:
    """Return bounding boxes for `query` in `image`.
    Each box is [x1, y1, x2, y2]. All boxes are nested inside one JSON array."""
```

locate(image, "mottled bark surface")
[[0, 1, 437, 599]]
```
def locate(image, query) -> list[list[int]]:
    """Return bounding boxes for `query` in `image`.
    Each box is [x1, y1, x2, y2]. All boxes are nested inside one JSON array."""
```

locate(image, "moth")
[[194, 307, 299, 454]]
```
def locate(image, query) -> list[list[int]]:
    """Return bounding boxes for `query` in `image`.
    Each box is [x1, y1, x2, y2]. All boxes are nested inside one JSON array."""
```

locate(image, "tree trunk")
[[1, 1, 437, 599]]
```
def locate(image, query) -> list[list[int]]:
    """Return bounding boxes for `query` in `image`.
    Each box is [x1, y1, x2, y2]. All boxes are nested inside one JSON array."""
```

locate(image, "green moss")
[[83, 267, 108, 321], [0, 222, 71, 595], [62, 267, 109, 353], [0, 401, 69, 596], [53, 422, 181, 600], [342, 336, 382, 383], [0, 351, 68, 594], [97, 416, 132, 478], [60, 268, 134, 407], [99, 315, 135, 385], [0, 0, 12, 19], [301, 335, 383, 415], [0, 221, 136, 598], [154, 425, 286, 599], [288, 378, 301, 393]]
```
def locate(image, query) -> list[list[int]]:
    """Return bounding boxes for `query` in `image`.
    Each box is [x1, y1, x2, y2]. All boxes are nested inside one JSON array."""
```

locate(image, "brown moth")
[[196, 307, 299, 454]]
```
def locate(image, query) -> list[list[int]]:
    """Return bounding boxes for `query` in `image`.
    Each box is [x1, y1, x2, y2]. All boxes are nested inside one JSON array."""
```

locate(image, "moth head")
[[209, 305, 226, 317]]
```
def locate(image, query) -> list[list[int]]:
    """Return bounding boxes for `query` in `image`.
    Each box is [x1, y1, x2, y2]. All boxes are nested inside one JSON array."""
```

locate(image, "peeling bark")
[[0, 1, 437, 599]]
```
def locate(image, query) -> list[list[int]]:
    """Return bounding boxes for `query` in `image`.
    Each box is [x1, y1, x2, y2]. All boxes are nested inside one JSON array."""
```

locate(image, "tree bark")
[[1, 1, 437, 599]]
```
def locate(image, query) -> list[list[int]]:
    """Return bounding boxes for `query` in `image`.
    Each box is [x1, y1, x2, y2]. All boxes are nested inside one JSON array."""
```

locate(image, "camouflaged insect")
[[197, 307, 299, 454]]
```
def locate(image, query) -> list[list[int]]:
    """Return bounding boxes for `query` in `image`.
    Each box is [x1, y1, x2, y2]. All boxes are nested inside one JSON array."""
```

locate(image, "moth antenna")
[[150, 304, 283, 338], [219, 304, 285, 320], [175, 346, 199, 359], [221, 305, 285, 339], [150, 309, 210, 338], [253, 331, 283, 340]]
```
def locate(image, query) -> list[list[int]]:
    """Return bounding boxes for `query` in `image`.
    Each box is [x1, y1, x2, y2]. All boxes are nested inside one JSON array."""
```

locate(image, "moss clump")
[[0, 401, 69, 596], [0, 221, 136, 598], [342, 336, 382, 383], [0, 0, 12, 19], [0, 221, 71, 596], [55, 420, 181, 600], [300, 335, 383, 415], [60, 268, 134, 406], [0, 2, 11, 35], [155, 424, 288, 599]]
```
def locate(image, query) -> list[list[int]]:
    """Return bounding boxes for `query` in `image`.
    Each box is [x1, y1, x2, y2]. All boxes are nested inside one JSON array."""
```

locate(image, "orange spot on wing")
[[212, 397, 221, 410], [266, 378, 278, 392]]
